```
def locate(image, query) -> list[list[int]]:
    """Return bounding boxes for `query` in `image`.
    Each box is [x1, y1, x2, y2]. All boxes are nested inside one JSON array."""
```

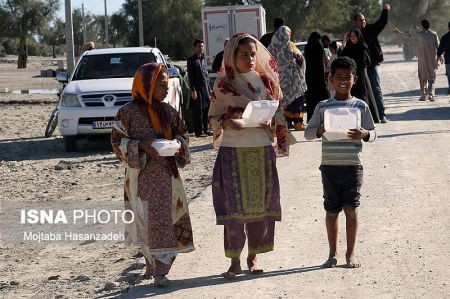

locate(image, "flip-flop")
[[249, 268, 264, 275]]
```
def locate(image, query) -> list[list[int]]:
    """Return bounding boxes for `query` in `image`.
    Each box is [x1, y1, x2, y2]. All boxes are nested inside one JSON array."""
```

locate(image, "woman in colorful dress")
[[111, 62, 194, 287], [208, 32, 295, 278], [268, 25, 307, 130]]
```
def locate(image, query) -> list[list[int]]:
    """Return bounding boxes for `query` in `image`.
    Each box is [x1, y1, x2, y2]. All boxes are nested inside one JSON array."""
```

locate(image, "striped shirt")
[[304, 97, 376, 166]]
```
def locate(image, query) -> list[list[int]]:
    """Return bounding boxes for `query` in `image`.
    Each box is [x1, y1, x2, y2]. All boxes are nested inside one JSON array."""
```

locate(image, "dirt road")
[[0, 49, 449, 298]]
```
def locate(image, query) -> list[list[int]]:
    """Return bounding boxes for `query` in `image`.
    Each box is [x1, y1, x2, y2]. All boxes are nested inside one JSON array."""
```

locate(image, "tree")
[[40, 18, 65, 58], [90, 13, 127, 48], [0, 0, 59, 68], [119, 0, 202, 59], [388, 0, 450, 35]]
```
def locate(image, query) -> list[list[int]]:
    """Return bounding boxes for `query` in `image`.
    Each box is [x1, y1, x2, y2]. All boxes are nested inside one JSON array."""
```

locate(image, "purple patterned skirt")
[[212, 145, 281, 225]]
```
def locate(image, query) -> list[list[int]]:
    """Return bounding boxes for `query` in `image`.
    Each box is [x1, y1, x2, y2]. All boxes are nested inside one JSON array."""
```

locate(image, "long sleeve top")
[[362, 8, 388, 66], [437, 31, 450, 63]]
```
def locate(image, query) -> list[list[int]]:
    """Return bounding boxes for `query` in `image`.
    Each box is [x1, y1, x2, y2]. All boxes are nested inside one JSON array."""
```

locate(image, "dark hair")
[[321, 35, 331, 43], [448, 21, 450, 28], [308, 31, 321, 43], [330, 56, 357, 76], [274, 17, 285, 30], [234, 37, 257, 56], [353, 13, 362, 22], [193, 39, 203, 47], [349, 28, 364, 44], [421, 19, 430, 29], [329, 41, 338, 51]]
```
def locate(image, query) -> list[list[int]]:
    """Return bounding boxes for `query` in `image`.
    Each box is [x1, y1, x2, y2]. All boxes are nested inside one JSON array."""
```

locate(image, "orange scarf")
[[132, 63, 172, 139]]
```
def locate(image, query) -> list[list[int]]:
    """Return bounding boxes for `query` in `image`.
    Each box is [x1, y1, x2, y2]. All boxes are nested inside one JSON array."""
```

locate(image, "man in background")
[[394, 20, 440, 101], [437, 21, 450, 95], [211, 38, 229, 73], [187, 39, 212, 137], [354, 4, 390, 123], [260, 17, 285, 48]]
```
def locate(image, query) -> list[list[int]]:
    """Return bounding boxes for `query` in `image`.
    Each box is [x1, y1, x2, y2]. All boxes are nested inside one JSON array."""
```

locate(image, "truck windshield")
[[72, 53, 157, 80]]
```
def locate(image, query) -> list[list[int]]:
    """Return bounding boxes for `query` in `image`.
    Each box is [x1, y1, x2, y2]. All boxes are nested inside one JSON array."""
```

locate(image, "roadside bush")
[[1, 38, 19, 55], [27, 40, 52, 57]]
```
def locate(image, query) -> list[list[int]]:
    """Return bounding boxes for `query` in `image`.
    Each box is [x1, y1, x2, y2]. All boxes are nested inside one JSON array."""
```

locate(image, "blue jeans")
[[367, 66, 386, 117], [446, 64, 450, 89]]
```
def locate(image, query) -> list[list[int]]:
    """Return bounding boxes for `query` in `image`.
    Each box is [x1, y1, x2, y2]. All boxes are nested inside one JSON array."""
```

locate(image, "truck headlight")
[[61, 94, 81, 107]]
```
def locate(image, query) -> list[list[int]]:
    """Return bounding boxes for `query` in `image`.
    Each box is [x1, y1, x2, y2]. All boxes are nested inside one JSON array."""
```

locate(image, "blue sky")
[[57, 0, 125, 19]]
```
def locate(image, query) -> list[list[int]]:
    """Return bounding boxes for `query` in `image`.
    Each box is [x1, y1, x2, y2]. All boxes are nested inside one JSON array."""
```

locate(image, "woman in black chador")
[[304, 31, 329, 122], [341, 28, 380, 122]]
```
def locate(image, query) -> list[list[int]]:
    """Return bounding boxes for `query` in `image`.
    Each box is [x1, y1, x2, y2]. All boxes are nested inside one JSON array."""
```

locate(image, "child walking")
[[304, 57, 376, 268], [111, 63, 194, 287], [208, 32, 294, 278]]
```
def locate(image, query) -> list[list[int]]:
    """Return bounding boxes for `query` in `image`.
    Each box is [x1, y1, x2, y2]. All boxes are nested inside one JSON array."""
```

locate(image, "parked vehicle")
[[294, 41, 307, 54], [201, 5, 266, 71], [54, 47, 183, 152]]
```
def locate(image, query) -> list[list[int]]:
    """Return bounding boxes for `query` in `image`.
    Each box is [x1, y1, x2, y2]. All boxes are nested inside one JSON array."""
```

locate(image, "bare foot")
[[247, 254, 264, 274], [221, 258, 242, 279], [346, 252, 361, 268], [322, 256, 338, 268]]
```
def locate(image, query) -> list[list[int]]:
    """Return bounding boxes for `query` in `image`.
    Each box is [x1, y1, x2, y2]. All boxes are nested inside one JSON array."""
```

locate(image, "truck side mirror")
[[56, 72, 69, 83], [167, 67, 180, 78]]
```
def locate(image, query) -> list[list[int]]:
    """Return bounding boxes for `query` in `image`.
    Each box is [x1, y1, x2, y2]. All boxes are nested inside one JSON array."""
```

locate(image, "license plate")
[[92, 121, 115, 129]]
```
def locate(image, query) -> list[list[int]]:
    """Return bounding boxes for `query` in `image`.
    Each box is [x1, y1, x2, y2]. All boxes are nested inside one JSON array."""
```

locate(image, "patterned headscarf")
[[220, 32, 281, 100], [209, 32, 281, 120], [132, 62, 172, 139], [209, 32, 295, 155], [268, 26, 306, 104], [268, 26, 292, 63]]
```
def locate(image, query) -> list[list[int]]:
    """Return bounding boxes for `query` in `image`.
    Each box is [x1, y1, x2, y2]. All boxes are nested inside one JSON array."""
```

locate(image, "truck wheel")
[[63, 136, 78, 152]]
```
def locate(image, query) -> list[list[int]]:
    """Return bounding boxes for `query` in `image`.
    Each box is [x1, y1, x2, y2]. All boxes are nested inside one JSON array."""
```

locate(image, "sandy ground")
[[1, 47, 449, 298]]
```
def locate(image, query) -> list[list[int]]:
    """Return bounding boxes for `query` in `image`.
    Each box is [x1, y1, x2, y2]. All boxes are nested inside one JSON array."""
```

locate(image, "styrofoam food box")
[[323, 107, 361, 140], [241, 100, 279, 127], [151, 139, 180, 156]]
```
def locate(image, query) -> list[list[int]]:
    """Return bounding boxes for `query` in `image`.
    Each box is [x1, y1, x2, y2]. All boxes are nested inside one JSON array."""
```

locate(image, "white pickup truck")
[[56, 47, 183, 151]]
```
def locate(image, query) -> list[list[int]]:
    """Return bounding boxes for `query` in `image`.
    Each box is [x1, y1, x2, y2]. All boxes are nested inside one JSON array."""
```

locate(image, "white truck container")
[[201, 5, 266, 70]]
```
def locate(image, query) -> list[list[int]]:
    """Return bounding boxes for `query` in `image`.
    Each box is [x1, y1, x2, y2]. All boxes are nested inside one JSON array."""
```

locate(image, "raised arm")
[[367, 4, 390, 36]]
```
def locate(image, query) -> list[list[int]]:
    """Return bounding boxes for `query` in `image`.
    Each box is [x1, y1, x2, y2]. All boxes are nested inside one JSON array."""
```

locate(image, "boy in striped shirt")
[[305, 57, 376, 268]]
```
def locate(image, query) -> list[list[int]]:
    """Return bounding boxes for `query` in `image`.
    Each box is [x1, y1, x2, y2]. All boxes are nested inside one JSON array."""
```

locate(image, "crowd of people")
[[110, 2, 450, 287]]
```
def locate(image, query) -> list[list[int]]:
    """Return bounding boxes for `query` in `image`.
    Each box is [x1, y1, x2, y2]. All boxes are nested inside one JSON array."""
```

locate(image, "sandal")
[[221, 271, 237, 279], [154, 275, 171, 287], [248, 268, 264, 275]]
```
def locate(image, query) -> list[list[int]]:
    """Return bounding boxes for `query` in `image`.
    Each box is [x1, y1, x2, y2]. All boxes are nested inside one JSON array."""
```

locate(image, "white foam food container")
[[323, 107, 361, 140], [241, 100, 279, 127], [151, 139, 180, 156]]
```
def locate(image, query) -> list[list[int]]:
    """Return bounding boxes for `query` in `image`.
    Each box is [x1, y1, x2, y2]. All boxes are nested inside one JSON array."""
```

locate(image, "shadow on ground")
[[385, 87, 448, 98], [387, 106, 450, 122], [108, 265, 323, 298], [378, 129, 450, 138], [381, 59, 415, 65]]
